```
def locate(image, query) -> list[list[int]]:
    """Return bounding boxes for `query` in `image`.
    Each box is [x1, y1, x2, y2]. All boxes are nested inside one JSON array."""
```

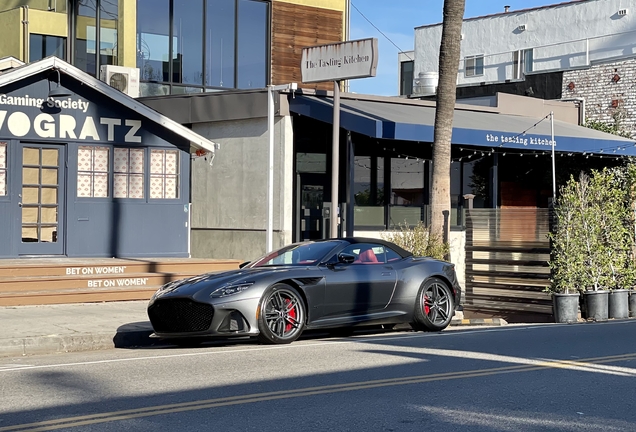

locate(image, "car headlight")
[[210, 282, 254, 298]]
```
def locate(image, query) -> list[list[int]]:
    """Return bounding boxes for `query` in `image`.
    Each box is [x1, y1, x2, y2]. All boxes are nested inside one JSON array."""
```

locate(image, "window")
[[340, 243, 386, 264], [400, 60, 414, 95], [137, 0, 269, 94], [114, 148, 144, 199], [206, 0, 235, 88], [237, 0, 268, 89], [173, 0, 204, 85], [137, 0, 171, 82], [0, 143, 7, 197], [73, 0, 119, 76], [30, 34, 66, 61], [465, 55, 484, 77], [513, 49, 534, 79], [78, 146, 109, 198], [150, 149, 179, 199]]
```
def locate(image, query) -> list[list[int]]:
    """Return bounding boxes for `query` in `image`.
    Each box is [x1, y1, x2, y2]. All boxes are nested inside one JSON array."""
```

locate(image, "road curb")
[[0, 330, 159, 358], [1, 319, 510, 358], [450, 318, 508, 327]]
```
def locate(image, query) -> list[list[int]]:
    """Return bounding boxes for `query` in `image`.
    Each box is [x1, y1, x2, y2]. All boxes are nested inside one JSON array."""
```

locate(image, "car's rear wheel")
[[257, 283, 306, 344], [412, 277, 454, 331]]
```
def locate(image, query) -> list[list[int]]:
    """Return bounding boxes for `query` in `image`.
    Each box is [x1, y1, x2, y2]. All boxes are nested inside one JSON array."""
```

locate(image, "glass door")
[[18, 144, 65, 255], [297, 173, 327, 241]]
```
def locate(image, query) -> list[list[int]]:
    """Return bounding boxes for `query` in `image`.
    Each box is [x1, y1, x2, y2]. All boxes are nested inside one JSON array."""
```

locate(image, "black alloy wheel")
[[257, 283, 306, 344], [412, 277, 454, 331]]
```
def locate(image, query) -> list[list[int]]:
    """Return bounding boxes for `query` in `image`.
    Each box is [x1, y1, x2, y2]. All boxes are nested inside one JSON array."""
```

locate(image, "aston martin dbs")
[[147, 238, 462, 345]]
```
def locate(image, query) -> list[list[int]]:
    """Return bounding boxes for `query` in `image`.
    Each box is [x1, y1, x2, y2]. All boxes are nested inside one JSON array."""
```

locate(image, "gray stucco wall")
[[191, 116, 294, 261]]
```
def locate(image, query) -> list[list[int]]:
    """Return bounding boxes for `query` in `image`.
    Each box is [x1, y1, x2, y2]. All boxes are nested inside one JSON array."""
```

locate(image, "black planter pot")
[[609, 290, 629, 319], [553, 293, 580, 323], [583, 290, 609, 322], [630, 290, 636, 318]]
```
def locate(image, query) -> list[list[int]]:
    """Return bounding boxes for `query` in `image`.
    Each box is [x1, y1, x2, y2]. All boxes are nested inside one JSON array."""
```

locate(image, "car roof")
[[313, 237, 414, 259]]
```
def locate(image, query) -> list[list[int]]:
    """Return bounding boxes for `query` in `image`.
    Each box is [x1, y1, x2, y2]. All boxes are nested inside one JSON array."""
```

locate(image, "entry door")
[[18, 144, 65, 255], [297, 173, 326, 241]]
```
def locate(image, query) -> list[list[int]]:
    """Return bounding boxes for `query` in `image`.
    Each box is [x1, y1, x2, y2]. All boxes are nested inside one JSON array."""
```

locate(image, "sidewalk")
[[0, 302, 507, 358]]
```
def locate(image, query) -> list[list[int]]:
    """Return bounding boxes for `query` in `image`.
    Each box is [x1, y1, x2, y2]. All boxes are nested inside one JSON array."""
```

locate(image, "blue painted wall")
[[0, 70, 192, 258]]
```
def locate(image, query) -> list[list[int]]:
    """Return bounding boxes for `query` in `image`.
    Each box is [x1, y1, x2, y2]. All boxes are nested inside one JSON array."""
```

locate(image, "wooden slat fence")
[[464, 208, 554, 322]]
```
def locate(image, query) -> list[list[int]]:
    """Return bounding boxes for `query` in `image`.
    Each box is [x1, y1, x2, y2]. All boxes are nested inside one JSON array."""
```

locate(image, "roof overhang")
[[0, 56, 218, 155], [290, 94, 636, 156]]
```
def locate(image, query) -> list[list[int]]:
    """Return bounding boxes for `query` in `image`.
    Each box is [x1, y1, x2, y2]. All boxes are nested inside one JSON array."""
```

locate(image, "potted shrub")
[[548, 177, 582, 323], [608, 164, 636, 319], [577, 170, 614, 321]]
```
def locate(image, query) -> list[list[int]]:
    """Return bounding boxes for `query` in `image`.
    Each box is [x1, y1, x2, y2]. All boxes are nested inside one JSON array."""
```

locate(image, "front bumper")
[[148, 296, 261, 339]]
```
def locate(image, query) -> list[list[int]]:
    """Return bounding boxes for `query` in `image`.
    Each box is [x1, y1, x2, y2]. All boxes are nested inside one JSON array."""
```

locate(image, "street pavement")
[[0, 301, 506, 358]]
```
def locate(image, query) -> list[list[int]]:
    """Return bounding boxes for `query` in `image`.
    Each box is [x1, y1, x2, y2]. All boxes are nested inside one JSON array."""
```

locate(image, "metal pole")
[[331, 80, 341, 238], [551, 111, 556, 201], [266, 86, 274, 252], [265, 83, 296, 251]]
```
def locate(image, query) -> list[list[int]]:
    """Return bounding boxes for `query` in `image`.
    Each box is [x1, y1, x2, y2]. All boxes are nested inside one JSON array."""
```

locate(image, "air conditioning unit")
[[618, 8, 628, 15], [99, 65, 140, 98], [412, 72, 439, 96]]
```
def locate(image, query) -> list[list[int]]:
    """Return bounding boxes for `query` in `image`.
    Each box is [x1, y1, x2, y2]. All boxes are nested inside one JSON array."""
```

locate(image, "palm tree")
[[430, 0, 465, 251]]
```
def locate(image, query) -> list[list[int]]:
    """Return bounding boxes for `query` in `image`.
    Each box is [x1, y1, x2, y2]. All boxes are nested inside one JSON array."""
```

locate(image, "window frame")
[[136, 0, 271, 95], [113, 147, 145, 199], [77, 145, 110, 199], [0, 142, 7, 199], [149, 148, 180, 200], [513, 48, 534, 79], [465, 55, 484, 77]]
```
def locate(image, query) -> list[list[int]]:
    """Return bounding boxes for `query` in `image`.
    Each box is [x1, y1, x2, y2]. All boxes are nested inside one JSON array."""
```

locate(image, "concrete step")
[[0, 272, 196, 294], [0, 258, 240, 278], [0, 288, 158, 306], [0, 257, 241, 306]]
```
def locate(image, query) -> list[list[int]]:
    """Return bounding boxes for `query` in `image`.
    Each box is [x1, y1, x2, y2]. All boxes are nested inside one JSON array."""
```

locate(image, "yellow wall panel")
[[28, 9, 67, 37], [0, 1, 66, 14], [0, 9, 23, 60], [119, 0, 136, 67]]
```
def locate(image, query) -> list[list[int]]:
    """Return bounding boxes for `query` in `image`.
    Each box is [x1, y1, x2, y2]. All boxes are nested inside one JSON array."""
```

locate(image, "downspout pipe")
[[21, 6, 29, 63]]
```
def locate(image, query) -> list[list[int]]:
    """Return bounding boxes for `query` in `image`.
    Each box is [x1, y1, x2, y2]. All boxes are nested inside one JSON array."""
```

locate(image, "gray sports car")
[[147, 238, 462, 345]]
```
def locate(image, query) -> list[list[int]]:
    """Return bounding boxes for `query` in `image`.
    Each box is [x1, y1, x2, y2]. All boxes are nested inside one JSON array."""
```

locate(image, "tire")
[[257, 283, 306, 344], [412, 277, 454, 331]]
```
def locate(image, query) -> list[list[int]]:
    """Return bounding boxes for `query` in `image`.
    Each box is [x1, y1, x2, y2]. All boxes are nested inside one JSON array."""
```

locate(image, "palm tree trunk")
[[430, 0, 465, 248]]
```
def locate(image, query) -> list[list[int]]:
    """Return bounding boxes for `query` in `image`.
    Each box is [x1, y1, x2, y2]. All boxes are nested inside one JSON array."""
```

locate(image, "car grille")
[[148, 298, 214, 333]]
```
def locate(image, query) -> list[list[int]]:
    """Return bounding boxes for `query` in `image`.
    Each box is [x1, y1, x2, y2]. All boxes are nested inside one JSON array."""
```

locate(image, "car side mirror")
[[239, 261, 250, 269], [338, 253, 356, 264]]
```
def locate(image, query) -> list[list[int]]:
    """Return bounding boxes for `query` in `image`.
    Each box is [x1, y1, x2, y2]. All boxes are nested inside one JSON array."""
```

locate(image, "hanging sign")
[[301, 38, 379, 83]]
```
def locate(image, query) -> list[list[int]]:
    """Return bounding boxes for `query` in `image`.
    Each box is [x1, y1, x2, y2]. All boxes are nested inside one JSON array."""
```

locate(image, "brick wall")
[[563, 59, 636, 137]]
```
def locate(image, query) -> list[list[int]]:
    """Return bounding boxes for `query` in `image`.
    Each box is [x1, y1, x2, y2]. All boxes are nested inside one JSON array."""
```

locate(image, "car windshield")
[[246, 241, 341, 268]]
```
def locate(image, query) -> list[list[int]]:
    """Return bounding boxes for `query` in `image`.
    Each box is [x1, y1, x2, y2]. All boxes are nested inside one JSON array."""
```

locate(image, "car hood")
[[151, 266, 307, 299]]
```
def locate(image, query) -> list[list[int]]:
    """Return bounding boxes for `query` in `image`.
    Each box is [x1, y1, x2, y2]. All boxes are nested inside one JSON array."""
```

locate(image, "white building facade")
[[402, 0, 636, 134], [412, 0, 636, 88]]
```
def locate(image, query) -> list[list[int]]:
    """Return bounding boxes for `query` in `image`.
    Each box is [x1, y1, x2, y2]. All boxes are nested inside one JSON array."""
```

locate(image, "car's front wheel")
[[257, 283, 306, 344], [412, 277, 454, 331]]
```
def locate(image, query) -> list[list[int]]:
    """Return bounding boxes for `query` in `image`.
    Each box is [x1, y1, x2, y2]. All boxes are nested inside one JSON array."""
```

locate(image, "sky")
[[348, 0, 559, 96]]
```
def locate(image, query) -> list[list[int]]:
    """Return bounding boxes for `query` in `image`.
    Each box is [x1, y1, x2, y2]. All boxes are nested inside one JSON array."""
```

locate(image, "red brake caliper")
[[424, 295, 430, 315], [284, 298, 296, 333]]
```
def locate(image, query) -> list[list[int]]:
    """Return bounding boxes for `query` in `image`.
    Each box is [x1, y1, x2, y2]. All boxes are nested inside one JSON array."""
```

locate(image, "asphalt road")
[[1, 321, 636, 432]]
